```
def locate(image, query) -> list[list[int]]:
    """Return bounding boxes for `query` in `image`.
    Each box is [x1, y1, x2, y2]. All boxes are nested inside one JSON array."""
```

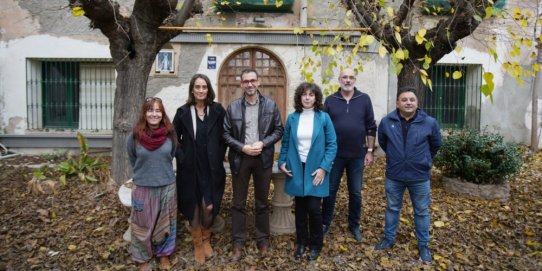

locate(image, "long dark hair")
[[293, 82, 324, 112], [133, 98, 176, 144], [186, 73, 216, 106]]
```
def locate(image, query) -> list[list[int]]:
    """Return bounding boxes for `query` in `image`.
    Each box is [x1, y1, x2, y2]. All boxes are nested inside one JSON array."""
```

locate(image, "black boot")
[[307, 248, 320, 261], [294, 245, 306, 259]]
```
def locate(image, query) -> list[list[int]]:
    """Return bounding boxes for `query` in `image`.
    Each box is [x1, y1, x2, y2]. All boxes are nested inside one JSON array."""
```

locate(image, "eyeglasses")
[[145, 97, 162, 102], [341, 75, 356, 80], [241, 79, 258, 85]]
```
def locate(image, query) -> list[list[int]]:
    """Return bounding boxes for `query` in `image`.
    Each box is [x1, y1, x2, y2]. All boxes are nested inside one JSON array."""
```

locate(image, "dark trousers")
[[231, 155, 272, 247], [295, 196, 323, 250]]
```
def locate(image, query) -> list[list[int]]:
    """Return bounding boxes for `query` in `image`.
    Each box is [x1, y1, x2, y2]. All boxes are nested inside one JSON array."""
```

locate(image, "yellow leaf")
[[452, 70, 463, 79], [524, 230, 536, 237], [418, 28, 427, 38], [533, 63, 540, 72], [86, 216, 93, 222], [394, 32, 402, 44], [345, 18, 352, 26], [206, 33, 213, 45], [395, 49, 405, 60], [386, 7, 394, 17], [526, 240, 540, 247], [415, 34, 424, 45], [68, 245, 77, 250], [51, 212, 57, 219], [72, 6, 85, 17], [365, 35, 375, 45], [378, 46, 387, 58], [399, 217, 410, 225], [445, 72, 450, 78], [275, 0, 283, 8], [455, 46, 462, 53], [434, 221, 445, 228], [339, 244, 349, 251], [293, 28, 304, 34]]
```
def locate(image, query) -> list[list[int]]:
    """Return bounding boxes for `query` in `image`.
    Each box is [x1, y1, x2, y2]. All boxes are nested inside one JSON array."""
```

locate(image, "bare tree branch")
[[393, 0, 416, 27], [156, 0, 196, 47]]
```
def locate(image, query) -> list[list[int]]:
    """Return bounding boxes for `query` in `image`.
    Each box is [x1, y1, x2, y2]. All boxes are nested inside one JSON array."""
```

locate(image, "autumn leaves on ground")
[[0, 152, 541, 270]]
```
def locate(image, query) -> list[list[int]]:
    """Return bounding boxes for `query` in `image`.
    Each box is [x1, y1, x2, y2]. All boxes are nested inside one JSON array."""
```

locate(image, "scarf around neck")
[[139, 126, 168, 151]]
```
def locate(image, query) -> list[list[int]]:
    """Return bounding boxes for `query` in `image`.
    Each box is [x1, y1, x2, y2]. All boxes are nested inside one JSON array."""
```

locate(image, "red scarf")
[[139, 126, 168, 151]]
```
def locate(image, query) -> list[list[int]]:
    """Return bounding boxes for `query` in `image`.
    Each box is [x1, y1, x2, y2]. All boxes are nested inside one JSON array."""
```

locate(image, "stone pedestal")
[[269, 172, 296, 234], [118, 180, 133, 242]]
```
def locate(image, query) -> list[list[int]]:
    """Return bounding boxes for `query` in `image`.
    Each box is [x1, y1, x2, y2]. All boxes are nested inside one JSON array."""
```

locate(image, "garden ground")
[[0, 151, 541, 270]]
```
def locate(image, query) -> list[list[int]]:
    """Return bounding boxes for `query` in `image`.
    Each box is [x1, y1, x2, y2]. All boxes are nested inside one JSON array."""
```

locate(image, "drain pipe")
[[0, 143, 22, 160]]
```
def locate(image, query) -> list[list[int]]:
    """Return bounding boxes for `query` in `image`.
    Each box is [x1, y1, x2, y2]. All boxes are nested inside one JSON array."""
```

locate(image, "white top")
[[297, 107, 314, 163]]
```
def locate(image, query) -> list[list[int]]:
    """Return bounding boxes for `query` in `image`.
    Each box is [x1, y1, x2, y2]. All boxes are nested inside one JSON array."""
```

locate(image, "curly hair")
[[293, 82, 324, 112], [186, 74, 216, 106]]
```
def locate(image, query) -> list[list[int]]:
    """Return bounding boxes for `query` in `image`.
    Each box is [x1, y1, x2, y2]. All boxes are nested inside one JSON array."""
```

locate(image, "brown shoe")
[[201, 226, 213, 259], [158, 256, 171, 270], [191, 226, 205, 264], [138, 262, 152, 271], [231, 245, 243, 262]]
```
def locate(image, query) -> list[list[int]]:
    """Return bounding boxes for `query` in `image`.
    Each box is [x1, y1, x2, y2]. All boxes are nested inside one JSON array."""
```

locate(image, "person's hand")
[[311, 168, 326, 186], [364, 152, 374, 166], [279, 163, 293, 177], [242, 144, 262, 156], [252, 141, 264, 152]]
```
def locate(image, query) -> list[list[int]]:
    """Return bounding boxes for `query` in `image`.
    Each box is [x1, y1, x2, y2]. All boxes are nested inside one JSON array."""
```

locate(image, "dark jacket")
[[173, 102, 227, 219], [278, 111, 337, 197], [324, 88, 377, 159], [223, 92, 284, 174], [378, 109, 442, 181]]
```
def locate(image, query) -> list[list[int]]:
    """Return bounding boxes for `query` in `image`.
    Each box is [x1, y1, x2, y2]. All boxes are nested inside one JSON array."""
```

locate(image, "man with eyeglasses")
[[223, 68, 283, 261], [321, 68, 377, 242]]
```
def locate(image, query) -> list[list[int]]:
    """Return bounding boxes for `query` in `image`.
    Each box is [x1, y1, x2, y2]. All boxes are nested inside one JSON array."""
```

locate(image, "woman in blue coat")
[[278, 82, 337, 261]]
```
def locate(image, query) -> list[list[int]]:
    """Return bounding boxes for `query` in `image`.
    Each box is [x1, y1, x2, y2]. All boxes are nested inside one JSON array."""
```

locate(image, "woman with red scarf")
[[127, 97, 177, 271]]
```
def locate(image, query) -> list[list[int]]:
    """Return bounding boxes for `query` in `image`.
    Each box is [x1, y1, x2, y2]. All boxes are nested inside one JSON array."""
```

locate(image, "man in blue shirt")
[[322, 68, 377, 241], [376, 87, 442, 263]]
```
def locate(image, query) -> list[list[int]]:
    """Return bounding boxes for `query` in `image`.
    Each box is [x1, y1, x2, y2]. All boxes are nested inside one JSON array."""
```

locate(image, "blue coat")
[[278, 110, 337, 197], [378, 109, 442, 181]]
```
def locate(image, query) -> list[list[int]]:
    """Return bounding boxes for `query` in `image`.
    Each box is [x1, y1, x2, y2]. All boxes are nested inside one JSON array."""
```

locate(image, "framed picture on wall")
[[155, 49, 174, 73]]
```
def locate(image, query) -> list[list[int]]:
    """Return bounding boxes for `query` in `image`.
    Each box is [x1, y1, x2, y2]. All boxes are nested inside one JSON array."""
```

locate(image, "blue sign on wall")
[[208, 56, 216, 70]]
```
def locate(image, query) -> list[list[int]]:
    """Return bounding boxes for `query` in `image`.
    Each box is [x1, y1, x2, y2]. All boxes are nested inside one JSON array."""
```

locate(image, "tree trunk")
[[531, 44, 541, 151], [397, 62, 426, 107], [111, 55, 154, 184]]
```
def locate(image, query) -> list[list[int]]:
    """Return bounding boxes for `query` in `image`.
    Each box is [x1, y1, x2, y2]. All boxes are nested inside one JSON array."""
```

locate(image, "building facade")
[[0, 0, 540, 153]]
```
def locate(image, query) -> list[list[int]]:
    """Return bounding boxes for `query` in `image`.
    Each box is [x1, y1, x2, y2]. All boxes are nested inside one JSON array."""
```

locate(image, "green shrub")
[[55, 132, 106, 185], [433, 129, 523, 184]]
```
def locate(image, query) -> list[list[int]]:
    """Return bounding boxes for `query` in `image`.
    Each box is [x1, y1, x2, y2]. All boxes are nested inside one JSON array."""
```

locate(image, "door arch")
[[218, 47, 287, 120]]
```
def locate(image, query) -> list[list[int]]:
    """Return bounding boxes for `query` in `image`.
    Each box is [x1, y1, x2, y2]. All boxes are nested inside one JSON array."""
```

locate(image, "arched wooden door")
[[218, 48, 287, 120]]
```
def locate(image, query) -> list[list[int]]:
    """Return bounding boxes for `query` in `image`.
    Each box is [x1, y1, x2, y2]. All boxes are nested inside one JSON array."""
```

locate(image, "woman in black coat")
[[172, 74, 227, 264]]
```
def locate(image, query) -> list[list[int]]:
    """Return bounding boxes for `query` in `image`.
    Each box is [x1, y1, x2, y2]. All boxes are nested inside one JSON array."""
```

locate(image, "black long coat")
[[173, 102, 227, 220]]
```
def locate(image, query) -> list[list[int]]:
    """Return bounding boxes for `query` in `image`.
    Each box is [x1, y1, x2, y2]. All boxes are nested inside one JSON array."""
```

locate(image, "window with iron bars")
[[423, 64, 482, 130], [26, 59, 116, 131]]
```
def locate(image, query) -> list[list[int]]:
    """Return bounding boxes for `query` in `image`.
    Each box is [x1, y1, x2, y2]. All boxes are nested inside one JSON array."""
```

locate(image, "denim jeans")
[[383, 178, 431, 246], [322, 157, 364, 229]]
